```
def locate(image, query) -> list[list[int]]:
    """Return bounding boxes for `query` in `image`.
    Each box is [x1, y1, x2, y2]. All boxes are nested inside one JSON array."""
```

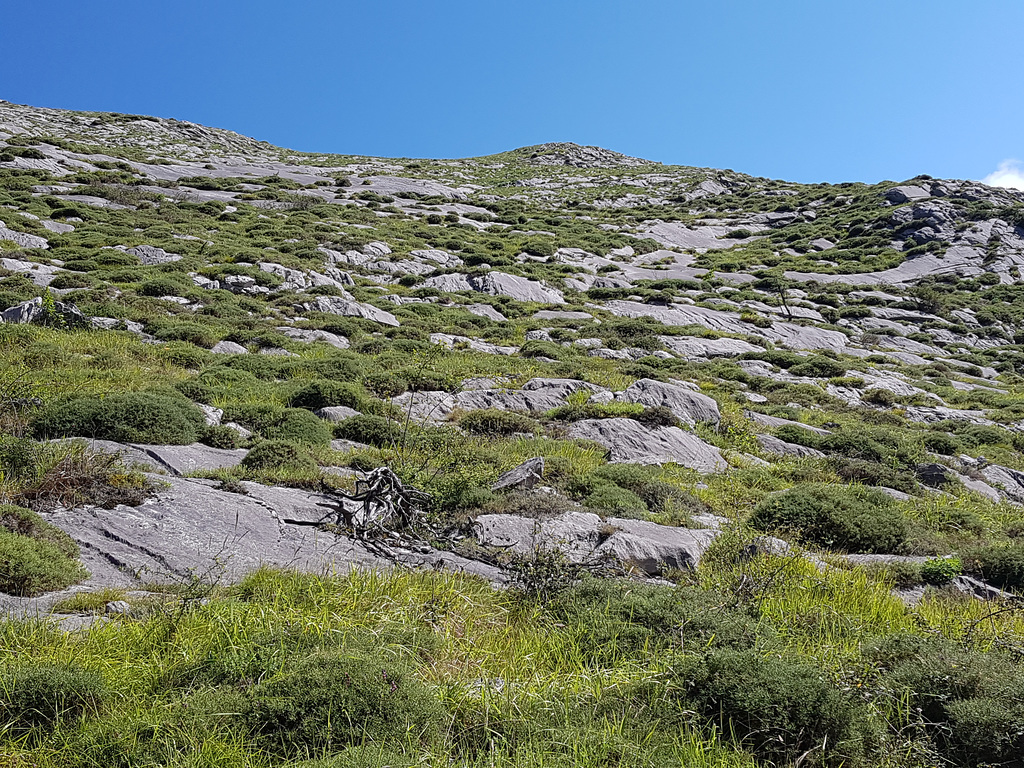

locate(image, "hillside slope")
[[3, 100, 1024, 768]]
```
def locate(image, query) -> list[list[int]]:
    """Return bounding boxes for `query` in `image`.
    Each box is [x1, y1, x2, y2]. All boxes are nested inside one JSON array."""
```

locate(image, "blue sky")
[[2, 1, 1022, 187]]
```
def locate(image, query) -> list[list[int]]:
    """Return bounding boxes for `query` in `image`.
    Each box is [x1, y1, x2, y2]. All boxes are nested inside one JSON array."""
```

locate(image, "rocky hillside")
[[3, 99, 1024, 767]]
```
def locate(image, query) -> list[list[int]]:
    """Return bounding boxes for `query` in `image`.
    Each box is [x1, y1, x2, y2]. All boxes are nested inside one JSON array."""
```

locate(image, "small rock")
[[491, 458, 545, 492]]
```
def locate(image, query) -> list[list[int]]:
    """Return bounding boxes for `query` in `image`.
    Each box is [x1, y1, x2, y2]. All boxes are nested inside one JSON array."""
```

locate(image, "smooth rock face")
[[44, 475, 501, 587], [982, 464, 1024, 505], [55, 439, 246, 477], [745, 411, 830, 435], [0, 256, 63, 286], [618, 378, 720, 426], [0, 221, 48, 249], [567, 418, 727, 472], [473, 511, 718, 575], [659, 335, 761, 358], [277, 327, 350, 349]]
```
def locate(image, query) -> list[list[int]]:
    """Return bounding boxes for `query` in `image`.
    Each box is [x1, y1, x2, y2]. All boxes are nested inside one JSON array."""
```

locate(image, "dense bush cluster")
[[32, 392, 206, 445], [0, 503, 85, 595], [750, 483, 907, 553]]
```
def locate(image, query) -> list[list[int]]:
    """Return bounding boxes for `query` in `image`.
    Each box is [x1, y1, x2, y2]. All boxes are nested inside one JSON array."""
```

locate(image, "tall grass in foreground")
[[0, 562, 1021, 767]]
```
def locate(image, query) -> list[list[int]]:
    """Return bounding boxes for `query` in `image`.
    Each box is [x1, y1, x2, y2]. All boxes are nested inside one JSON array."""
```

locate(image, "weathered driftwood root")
[[324, 466, 432, 535]]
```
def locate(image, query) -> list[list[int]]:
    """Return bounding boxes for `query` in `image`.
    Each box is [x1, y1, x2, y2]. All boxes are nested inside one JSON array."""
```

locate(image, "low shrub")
[[546, 402, 645, 421], [749, 483, 907, 553], [870, 635, 1024, 766], [788, 355, 847, 379], [634, 405, 681, 428], [200, 425, 243, 450], [241, 440, 318, 474], [287, 380, 363, 411], [671, 649, 862, 764], [549, 581, 764, 665], [262, 408, 332, 445], [246, 649, 441, 756], [460, 409, 539, 436], [0, 663, 108, 730], [32, 392, 205, 445], [0, 505, 86, 595], [964, 541, 1024, 590], [583, 484, 647, 516], [333, 414, 400, 447], [920, 556, 962, 585], [586, 464, 685, 514]]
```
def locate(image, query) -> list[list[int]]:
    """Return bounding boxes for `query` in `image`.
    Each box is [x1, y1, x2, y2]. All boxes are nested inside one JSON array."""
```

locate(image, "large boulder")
[[473, 511, 718, 575], [567, 418, 727, 472], [618, 378, 720, 426], [0, 296, 87, 327], [422, 271, 565, 304], [303, 296, 399, 327], [491, 458, 545, 492], [126, 245, 182, 265], [44, 475, 501, 588]]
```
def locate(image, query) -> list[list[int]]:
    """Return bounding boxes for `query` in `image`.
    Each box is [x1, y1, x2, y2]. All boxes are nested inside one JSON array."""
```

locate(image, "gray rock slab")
[[42, 476, 501, 588], [981, 464, 1024, 505], [0, 257, 62, 286], [277, 327, 350, 349], [464, 303, 508, 322], [603, 300, 850, 353], [532, 310, 595, 322], [756, 434, 825, 458], [303, 296, 399, 326], [315, 406, 362, 422], [473, 511, 718, 575], [567, 418, 727, 472], [125, 245, 182, 265], [659, 335, 761, 359], [0, 222, 48, 249], [422, 271, 565, 304], [211, 340, 248, 354], [618, 378, 720, 426], [491, 458, 545, 492]]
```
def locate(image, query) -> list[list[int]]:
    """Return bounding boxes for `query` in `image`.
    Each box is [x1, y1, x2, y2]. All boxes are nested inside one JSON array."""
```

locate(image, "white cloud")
[[982, 159, 1024, 191]]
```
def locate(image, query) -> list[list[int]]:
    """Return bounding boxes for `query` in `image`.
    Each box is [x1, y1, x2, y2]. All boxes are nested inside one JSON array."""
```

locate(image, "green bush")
[[246, 649, 441, 756], [0, 663, 108, 730], [460, 409, 539, 436], [241, 440, 318, 474], [788, 355, 847, 378], [749, 483, 907, 553], [333, 415, 400, 447], [583, 484, 647, 516], [965, 541, 1024, 590], [871, 635, 1024, 766], [586, 464, 686, 514], [0, 504, 79, 560], [201, 425, 243, 450], [0, 527, 85, 596], [287, 380, 363, 411], [920, 556, 962, 585], [673, 649, 861, 764], [262, 408, 332, 445], [33, 392, 206, 445], [549, 581, 765, 666]]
